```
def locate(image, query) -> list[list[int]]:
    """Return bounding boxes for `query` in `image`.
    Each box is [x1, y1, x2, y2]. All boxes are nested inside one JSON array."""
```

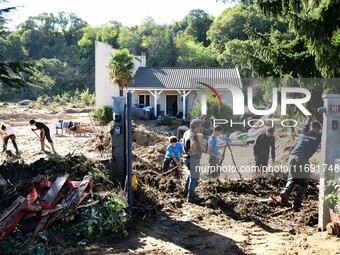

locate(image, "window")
[[138, 95, 150, 107]]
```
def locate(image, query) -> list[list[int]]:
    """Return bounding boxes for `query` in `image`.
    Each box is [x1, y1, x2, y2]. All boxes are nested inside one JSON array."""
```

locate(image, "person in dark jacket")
[[29, 120, 56, 153], [253, 127, 275, 173], [280, 117, 321, 212]]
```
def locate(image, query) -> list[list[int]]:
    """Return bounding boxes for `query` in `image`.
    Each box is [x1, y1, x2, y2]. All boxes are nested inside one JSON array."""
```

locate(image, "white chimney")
[[141, 52, 146, 67]]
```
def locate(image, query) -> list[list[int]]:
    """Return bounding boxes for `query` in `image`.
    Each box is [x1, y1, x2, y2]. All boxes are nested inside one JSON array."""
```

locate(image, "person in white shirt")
[[1, 123, 19, 155]]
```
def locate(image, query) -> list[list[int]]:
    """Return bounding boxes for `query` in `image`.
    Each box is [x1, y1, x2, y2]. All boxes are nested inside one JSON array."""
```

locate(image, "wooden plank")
[[32, 175, 46, 189], [72, 175, 94, 206], [0, 196, 26, 222], [41, 175, 70, 209], [33, 215, 51, 234], [0, 197, 27, 240]]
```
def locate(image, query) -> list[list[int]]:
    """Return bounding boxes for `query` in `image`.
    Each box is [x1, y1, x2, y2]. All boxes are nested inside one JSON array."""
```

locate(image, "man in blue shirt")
[[208, 125, 224, 178], [280, 116, 322, 211], [163, 136, 183, 174]]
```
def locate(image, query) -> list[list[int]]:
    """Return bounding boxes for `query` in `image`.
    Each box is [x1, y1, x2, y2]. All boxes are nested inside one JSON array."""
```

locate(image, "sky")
[[5, 0, 233, 28]]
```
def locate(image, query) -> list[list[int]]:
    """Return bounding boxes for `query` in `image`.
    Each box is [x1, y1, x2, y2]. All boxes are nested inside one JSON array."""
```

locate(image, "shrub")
[[73, 196, 128, 240], [92, 106, 113, 125], [190, 92, 234, 131], [190, 99, 202, 119], [80, 89, 95, 106], [156, 116, 173, 126], [37, 94, 51, 105], [325, 179, 340, 213]]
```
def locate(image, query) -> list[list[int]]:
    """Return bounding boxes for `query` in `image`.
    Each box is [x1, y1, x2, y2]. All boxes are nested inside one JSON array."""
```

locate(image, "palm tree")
[[108, 48, 134, 96]]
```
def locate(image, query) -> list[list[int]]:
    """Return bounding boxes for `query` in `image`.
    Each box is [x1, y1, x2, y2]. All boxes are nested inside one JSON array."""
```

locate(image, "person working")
[[253, 127, 275, 174], [29, 119, 56, 153], [207, 125, 224, 178], [163, 136, 183, 177], [1, 123, 19, 155], [280, 116, 322, 212]]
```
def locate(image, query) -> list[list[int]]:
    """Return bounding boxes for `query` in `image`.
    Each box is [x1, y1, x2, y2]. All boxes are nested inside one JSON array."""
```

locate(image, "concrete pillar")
[[149, 90, 162, 118], [111, 96, 126, 186], [180, 90, 191, 120], [318, 94, 340, 229]]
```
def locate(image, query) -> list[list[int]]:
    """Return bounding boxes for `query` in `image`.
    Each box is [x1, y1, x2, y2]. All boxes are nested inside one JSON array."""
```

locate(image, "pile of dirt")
[[132, 123, 169, 171], [84, 122, 170, 169], [85, 123, 113, 156], [196, 178, 319, 227], [132, 123, 169, 146], [131, 166, 320, 230]]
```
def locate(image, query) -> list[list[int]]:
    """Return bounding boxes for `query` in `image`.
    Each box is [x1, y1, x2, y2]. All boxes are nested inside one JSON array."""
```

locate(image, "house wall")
[[95, 41, 145, 108], [131, 89, 233, 119], [131, 91, 183, 115]]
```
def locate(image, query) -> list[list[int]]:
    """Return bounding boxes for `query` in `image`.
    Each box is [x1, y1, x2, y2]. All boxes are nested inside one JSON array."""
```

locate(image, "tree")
[[0, 2, 47, 90], [176, 38, 219, 67], [256, 0, 340, 77], [184, 9, 213, 47], [118, 26, 141, 55], [108, 48, 134, 96], [207, 4, 288, 77]]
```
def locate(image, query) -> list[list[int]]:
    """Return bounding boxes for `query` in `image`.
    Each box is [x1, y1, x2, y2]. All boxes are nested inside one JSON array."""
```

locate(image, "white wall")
[[95, 41, 145, 108], [131, 89, 232, 118]]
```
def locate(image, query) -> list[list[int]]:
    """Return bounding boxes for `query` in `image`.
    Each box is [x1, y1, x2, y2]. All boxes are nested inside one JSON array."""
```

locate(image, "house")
[[95, 42, 243, 120], [129, 67, 243, 120]]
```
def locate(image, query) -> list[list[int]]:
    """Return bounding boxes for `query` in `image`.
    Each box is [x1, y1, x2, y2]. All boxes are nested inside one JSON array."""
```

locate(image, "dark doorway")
[[166, 95, 178, 116]]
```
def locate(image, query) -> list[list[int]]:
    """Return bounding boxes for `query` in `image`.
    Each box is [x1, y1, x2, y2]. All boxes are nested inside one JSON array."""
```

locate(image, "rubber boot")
[[50, 142, 56, 153], [40, 141, 46, 152]]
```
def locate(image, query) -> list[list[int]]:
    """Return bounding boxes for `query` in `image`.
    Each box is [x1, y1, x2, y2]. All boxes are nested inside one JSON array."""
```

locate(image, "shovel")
[[162, 165, 182, 177], [32, 130, 51, 150]]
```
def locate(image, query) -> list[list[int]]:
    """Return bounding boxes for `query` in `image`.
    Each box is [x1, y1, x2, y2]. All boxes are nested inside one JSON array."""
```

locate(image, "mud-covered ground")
[[0, 104, 339, 255]]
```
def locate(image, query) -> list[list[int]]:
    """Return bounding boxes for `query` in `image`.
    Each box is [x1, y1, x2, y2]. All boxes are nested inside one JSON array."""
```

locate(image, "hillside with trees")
[[0, 0, 339, 104]]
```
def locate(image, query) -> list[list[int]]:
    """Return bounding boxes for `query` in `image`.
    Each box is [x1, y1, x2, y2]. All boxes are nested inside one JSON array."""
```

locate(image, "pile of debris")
[[0, 174, 94, 239]]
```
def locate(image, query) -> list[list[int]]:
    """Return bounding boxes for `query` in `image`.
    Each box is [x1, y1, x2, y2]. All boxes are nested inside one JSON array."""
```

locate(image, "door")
[[166, 95, 178, 116]]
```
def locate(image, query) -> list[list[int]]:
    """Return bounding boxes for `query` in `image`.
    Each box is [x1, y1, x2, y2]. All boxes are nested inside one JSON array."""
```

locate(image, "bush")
[[190, 92, 234, 131], [156, 116, 173, 126], [92, 106, 113, 125], [325, 179, 340, 213], [80, 89, 95, 106], [37, 94, 51, 105], [73, 196, 128, 240]]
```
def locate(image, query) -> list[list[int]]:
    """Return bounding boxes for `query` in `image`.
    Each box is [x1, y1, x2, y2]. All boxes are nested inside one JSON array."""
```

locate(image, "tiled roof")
[[129, 67, 242, 89]]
